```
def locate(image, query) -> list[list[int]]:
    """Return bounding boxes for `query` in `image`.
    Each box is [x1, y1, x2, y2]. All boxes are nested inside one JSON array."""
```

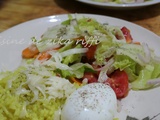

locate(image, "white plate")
[[77, 0, 160, 9], [0, 14, 160, 120]]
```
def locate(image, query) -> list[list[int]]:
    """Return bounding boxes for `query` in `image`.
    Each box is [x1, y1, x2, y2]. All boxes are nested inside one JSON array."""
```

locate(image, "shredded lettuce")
[[61, 44, 86, 65], [0, 65, 78, 119], [56, 63, 95, 78], [1, 14, 160, 120], [95, 35, 160, 90]]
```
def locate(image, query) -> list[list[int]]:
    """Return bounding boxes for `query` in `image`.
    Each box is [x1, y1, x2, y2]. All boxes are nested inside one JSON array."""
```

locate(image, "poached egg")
[[61, 83, 117, 120]]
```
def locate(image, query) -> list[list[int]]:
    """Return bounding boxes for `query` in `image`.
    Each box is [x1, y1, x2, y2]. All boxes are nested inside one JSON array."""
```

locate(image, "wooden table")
[[0, 0, 160, 36]]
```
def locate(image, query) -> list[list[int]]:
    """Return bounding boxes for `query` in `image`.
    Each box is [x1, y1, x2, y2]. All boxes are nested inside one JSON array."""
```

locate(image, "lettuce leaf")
[[62, 44, 83, 65], [131, 65, 155, 90], [113, 55, 139, 82], [56, 63, 95, 78]]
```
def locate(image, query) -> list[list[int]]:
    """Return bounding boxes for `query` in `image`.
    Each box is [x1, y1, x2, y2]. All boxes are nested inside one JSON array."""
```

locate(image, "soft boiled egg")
[[61, 83, 117, 120]]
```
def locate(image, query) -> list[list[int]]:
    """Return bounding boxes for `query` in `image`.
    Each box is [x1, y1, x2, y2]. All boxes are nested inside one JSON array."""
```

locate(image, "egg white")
[[61, 83, 117, 120]]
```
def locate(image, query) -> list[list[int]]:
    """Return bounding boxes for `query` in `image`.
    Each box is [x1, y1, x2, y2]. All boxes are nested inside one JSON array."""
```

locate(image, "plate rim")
[[0, 13, 159, 38], [76, 0, 160, 8], [0, 13, 160, 119]]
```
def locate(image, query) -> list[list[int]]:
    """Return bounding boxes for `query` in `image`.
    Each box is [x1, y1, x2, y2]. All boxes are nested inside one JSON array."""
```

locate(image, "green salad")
[[0, 14, 160, 120]]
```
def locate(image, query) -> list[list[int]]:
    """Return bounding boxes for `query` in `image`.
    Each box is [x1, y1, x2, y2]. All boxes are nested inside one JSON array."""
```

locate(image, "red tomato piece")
[[83, 72, 98, 83], [121, 27, 133, 43], [106, 70, 129, 99], [86, 45, 97, 60], [73, 36, 97, 61]]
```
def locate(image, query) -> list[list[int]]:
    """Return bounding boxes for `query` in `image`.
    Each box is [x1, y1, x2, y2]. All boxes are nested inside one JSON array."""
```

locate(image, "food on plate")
[[0, 66, 79, 120], [92, 0, 150, 4], [0, 14, 160, 120], [61, 83, 117, 120]]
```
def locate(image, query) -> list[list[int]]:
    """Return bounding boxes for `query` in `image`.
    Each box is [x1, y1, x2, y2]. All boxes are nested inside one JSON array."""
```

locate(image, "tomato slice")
[[83, 72, 98, 84], [106, 70, 129, 99], [74, 36, 97, 61], [86, 45, 97, 60]]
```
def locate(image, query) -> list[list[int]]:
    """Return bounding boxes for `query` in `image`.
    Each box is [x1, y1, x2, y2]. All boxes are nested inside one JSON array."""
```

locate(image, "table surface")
[[0, 0, 160, 36]]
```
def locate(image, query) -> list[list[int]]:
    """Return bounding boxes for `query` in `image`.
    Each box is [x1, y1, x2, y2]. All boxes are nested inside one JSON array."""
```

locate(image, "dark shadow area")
[[0, 0, 5, 7], [0, 0, 10, 10], [54, 0, 160, 22]]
